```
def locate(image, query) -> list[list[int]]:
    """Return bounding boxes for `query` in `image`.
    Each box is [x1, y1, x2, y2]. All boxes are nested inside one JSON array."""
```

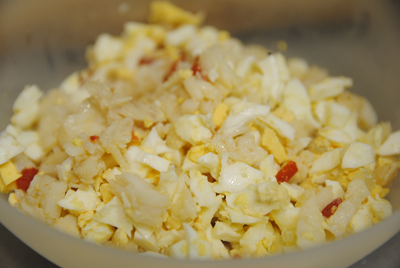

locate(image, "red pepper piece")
[[163, 60, 179, 82], [163, 53, 186, 82], [322, 198, 343, 218], [276, 161, 298, 184], [139, 57, 155, 65], [191, 56, 208, 80], [90, 135, 100, 143], [16, 167, 39, 192]]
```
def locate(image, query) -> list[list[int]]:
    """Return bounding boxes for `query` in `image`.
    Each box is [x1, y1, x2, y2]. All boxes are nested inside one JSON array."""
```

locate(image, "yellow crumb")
[[178, 69, 193, 79], [0, 161, 22, 186], [187, 145, 213, 163], [261, 127, 288, 164], [348, 168, 375, 190], [212, 103, 229, 128], [72, 137, 83, 147], [0, 180, 17, 194], [165, 45, 180, 60], [144, 117, 154, 128], [99, 183, 114, 204], [272, 108, 295, 123], [108, 67, 134, 80], [148, 1, 204, 27]]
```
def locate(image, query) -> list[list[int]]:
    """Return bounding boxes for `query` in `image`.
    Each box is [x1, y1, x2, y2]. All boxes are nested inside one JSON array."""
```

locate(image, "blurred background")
[[0, 0, 399, 267]]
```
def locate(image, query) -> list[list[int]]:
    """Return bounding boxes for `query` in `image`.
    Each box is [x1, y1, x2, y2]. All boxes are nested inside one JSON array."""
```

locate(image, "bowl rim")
[[1, 194, 400, 268]]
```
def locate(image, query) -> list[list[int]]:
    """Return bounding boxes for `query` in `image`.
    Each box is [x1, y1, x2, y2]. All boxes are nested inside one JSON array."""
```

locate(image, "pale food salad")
[[0, 2, 399, 260]]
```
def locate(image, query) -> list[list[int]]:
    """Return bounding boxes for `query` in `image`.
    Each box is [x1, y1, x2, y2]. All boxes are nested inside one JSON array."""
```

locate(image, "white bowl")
[[0, 0, 399, 267]]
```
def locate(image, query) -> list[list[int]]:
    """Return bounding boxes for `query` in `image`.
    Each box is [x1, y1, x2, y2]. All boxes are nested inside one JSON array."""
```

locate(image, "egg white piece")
[[220, 100, 270, 135], [341, 142, 374, 169], [219, 162, 266, 193], [0, 135, 25, 165], [259, 113, 295, 141], [174, 114, 213, 145], [94, 196, 134, 237], [309, 148, 343, 175], [377, 130, 400, 156], [282, 78, 320, 129], [57, 186, 100, 213]]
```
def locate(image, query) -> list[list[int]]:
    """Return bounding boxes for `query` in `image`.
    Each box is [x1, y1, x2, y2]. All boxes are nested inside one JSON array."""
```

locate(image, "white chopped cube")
[[319, 127, 352, 144], [174, 114, 212, 145], [219, 162, 265, 193], [309, 77, 352, 102], [57, 186, 100, 212], [189, 170, 215, 208], [282, 79, 320, 129], [325, 180, 345, 199], [0, 135, 25, 165], [341, 142, 374, 169], [82, 220, 114, 243], [259, 113, 295, 141], [5, 124, 21, 138], [183, 223, 213, 260], [12, 85, 43, 112], [220, 100, 270, 134], [11, 102, 39, 129], [166, 25, 197, 46], [93, 34, 124, 62], [24, 142, 46, 163], [141, 127, 170, 155], [94, 196, 133, 237], [309, 148, 343, 174], [16, 131, 39, 147], [377, 130, 400, 156]]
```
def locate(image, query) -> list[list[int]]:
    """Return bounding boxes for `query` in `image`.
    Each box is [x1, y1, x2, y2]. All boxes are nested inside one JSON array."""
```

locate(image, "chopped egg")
[[220, 100, 270, 134], [308, 76, 352, 102], [218, 162, 266, 193], [261, 126, 288, 164], [259, 113, 295, 141], [174, 115, 212, 145], [212, 103, 229, 128], [309, 148, 343, 175], [318, 127, 353, 144], [125, 146, 170, 173], [0, 161, 22, 186], [296, 193, 326, 249], [94, 196, 134, 237], [141, 128, 169, 154], [57, 186, 101, 213], [93, 34, 124, 63], [12, 85, 43, 112], [82, 219, 115, 243], [212, 221, 244, 243], [282, 78, 320, 129], [149, 1, 204, 26], [341, 142, 374, 169], [189, 170, 215, 208], [225, 181, 289, 217], [377, 130, 400, 156], [0, 135, 25, 165]]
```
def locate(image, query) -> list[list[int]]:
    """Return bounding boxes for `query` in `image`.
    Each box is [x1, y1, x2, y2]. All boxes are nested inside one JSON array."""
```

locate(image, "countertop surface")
[[1, 223, 399, 268]]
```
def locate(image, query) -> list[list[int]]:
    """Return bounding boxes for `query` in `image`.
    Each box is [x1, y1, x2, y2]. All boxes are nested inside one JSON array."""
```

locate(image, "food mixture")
[[1, 2, 400, 260]]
